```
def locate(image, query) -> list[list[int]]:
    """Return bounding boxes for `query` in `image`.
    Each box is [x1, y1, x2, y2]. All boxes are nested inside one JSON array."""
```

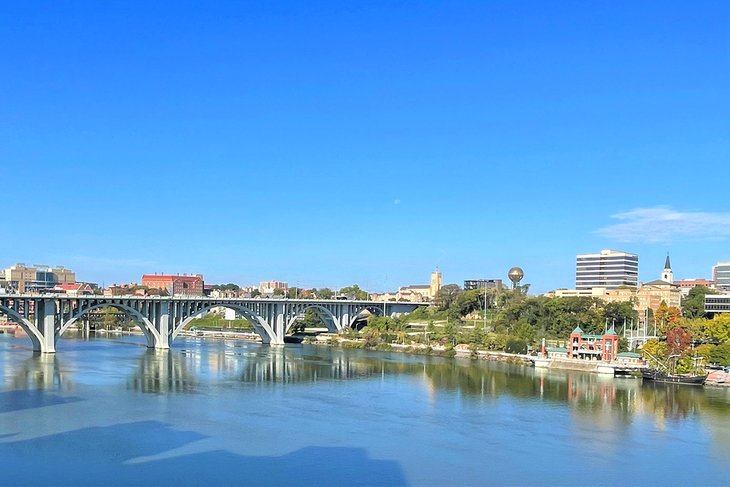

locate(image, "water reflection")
[[127, 350, 197, 394], [8, 354, 66, 391], [6, 338, 730, 429]]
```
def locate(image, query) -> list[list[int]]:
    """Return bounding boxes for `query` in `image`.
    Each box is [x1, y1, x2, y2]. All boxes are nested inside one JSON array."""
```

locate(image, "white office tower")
[[575, 250, 639, 291], [713, 262, 730, 291]]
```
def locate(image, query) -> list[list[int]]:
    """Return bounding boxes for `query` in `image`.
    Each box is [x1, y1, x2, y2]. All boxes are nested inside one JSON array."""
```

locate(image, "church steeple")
[[661, 253, 673, 284]]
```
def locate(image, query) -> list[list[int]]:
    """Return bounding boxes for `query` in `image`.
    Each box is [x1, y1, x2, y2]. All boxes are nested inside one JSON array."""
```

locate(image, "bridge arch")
[[174, 304, 277, 344], [0, 304, 44, 351], [285, 304, 340, 334], [347, 305, 385, 330], [58, 303, 161, 348]]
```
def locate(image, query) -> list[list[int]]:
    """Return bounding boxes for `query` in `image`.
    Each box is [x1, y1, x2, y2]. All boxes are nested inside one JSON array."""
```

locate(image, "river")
[[1, 332, 730, 486]]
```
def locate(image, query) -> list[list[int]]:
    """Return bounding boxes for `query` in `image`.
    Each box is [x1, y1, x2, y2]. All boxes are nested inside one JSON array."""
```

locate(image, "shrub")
[[505, 338, 527, 354]]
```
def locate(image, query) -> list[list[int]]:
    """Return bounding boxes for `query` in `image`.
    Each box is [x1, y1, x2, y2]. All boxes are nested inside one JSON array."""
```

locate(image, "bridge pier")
[[36, 299, 57, 354], [153, 302, 171, 350]]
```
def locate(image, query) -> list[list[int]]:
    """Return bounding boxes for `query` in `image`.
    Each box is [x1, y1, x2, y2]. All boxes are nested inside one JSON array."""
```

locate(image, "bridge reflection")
[[125, 345, 730, 425], [6, 354, 66, 391], [7, 342, 730, 428], [127, 350, 197, 394]]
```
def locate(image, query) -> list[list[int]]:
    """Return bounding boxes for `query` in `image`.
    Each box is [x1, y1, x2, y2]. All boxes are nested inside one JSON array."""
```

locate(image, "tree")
[[682, 285, 717, 318], [339, 284, 368, 300], [702, 314, 730, 344], [101, 307, 120, 330], [505, 338, 527, 354], [641, 339, 668, 365], [287, 287, 301, 299], [603, 301, 638, 329], [316, 288, 334, 299], [436, 284, 462, 310], [250, 289, 261, 298], [453, 289, 483, 317], [709, 342, 730, 365], [655, 301, 681, 335], [666, 326, 692, 357], [272, 288, 285, 297], [213, 283, 240, 291], [512, 320, 537, 345], [443, 316, 459, 345]]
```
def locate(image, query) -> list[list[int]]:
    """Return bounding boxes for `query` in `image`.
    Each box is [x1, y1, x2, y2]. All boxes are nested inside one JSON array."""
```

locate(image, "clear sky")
[[1, 1, 729, 293]]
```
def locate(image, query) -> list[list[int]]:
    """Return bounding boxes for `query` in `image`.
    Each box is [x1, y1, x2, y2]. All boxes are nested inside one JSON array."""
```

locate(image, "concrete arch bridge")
[[0, 295, 426, 354]]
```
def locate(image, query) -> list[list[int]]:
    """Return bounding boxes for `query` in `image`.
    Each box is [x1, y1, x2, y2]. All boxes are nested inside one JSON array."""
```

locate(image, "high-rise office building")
[[712, 262, 730, 291], [575, 250, 638, 291], [463, 279, 503, 291]]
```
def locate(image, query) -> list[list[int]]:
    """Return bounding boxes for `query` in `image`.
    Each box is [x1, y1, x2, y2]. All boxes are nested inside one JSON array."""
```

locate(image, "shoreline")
[[5, 326, 730, 386]]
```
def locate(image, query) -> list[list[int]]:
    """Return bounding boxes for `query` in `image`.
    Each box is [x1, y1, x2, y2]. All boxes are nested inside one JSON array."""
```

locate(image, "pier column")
[[36, 299, 57, 354], [271, 302, 286, 345], [153, 301, 171, 349]]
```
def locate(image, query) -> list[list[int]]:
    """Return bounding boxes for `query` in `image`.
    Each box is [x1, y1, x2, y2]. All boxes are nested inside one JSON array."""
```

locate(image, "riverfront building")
[[371, 269, 443, 303], [705, 294, 730, 314], [568, 326, 619, 361], [141, 274, 204, 296], [259, 281, 288, 295], [635, 255, 681, 313], [1, 263, 75, 293], [575, 250, 639, 291], [712, 262, 730, 291]]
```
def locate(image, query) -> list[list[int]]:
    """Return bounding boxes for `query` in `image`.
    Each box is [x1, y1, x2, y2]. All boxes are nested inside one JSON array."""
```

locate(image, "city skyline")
[[2, 1, 729, 293]]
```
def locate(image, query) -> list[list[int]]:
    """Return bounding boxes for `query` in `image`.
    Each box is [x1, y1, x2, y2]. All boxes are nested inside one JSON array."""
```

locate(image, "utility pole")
[[483, 284, 487, 332]]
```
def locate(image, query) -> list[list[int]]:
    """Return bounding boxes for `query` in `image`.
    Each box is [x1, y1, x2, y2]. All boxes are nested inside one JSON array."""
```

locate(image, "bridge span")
[[0, 294, 427, 353]]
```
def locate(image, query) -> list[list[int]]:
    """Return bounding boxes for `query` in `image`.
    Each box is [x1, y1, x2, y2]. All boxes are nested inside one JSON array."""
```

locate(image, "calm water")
[[2, 332, 730, 486]]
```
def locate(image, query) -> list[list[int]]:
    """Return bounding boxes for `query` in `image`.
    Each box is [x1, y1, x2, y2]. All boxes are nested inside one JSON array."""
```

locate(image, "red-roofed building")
[[674, 278, 715, 297], [141, 274, 204, 296], [53, 283, 94, 296]]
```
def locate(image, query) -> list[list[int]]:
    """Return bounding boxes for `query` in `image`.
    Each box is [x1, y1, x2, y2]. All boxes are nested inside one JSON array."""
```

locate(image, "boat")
[[641, 368, 707, 385], [283, 334, 304, 344], [640, 351, 707, 385], [531, 357, 551, 368]]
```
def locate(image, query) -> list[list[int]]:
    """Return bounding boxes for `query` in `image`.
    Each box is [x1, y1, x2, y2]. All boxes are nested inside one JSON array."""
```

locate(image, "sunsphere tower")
[[508, 267, 524, 290]]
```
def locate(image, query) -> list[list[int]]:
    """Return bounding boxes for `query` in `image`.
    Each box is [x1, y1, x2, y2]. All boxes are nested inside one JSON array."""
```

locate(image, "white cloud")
[[596, 207, 730, 243]]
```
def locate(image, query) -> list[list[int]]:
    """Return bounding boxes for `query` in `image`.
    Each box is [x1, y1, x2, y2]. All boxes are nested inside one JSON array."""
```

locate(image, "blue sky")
[[1, 1, 729, 293]]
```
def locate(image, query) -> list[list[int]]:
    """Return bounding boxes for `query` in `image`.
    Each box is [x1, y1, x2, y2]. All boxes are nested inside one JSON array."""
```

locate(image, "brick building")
[[568, 326, 620, 361], [141, 274, 204, 296]]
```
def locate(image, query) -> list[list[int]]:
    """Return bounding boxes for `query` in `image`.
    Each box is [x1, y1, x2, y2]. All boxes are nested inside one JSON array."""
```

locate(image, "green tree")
[[702, 314, 730, 343], [272, 288, 285, 297], [287, 287, 305, 299], [513, 320, 537, 345], [682, 285, 717, 318], [213, 283, 241, 291], [339, 284, 368, 300], [505, 338, 527, 354], [101, 307, 120, 330], [641, 339, 668, 365], [316, 288, 334, 299], [436, 284, 462, 310], [602, 301, 638, 329], [709, 342, 730, 365], [250, 289, 261, 298], [444, 316, 459, 345], [453, 289, 483, 317]]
